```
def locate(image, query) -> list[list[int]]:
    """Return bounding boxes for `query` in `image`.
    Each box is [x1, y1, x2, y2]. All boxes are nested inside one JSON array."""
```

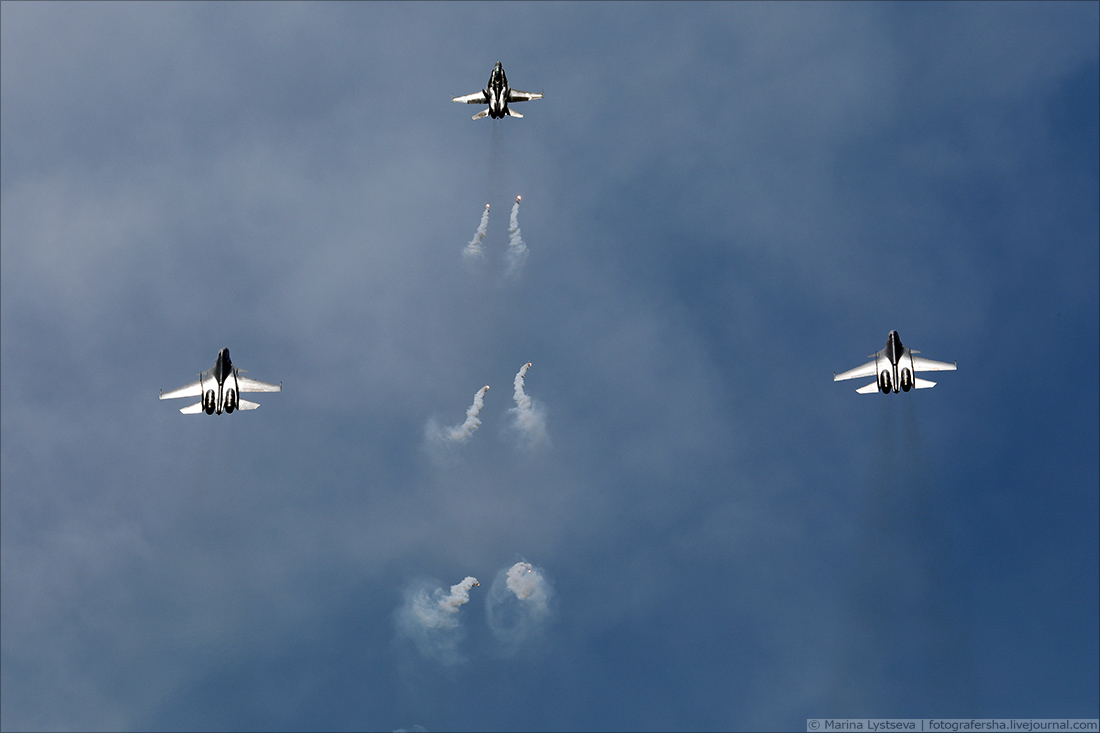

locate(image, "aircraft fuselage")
[[202, 347, 241, 414], [485, 62, 510, 119], [876, 330, 915, 393]]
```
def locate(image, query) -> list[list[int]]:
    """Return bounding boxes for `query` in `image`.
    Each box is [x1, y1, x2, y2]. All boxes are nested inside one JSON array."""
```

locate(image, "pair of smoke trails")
[[428, 362, 546, 446], [397, 561, 553, 663], [462, 197, 528, 277]]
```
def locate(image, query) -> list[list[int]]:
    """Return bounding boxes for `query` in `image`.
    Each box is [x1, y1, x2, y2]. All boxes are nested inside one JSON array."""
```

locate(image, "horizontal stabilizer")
[[180, 402, 204, 414], [472, 108, 489, 120], [914, 378, 937, 389], [856, 381, 880, 394], [506, 108, 524, 118], [237, 399, 261, 410]]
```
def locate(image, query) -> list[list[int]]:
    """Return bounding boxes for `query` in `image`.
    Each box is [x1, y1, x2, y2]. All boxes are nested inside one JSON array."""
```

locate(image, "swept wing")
[[236, 375, 282, 393], [452, 91, 488, 104], [833, 358, 879, 383], [910, 355, 957, 373], [507, 89, 543, 103], [160, 379, 202, 401]]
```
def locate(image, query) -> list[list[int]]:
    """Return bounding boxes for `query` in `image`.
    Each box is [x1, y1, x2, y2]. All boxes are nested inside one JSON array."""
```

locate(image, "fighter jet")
[[452, 62, 543, 120], [160, 348, 281, 414], [834, 330, 956, 394]]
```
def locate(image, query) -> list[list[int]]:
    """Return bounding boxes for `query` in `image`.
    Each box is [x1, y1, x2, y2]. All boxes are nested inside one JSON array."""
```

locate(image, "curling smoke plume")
[[397, 575, 481, 664], [505, 561, 544, 601], [425, 576, 481, 624], [463, 203, 490, 262], [508, 362, 548, 445], [485, 561, 552, 652], [448, 385, 490, 443], [506, 196, 528, 276]]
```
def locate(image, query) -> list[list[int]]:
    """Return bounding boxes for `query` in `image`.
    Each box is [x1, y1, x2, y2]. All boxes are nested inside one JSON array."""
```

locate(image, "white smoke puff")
[[396, 576, 480, 664], [505, 197, 528, 277], [463, 204, 490, 262], [505, 561, 545, 601], [447, 385, 490, 443], [429, 576, 481, 616], [507, 363, 549, 446], [485, 561, 553, 654]]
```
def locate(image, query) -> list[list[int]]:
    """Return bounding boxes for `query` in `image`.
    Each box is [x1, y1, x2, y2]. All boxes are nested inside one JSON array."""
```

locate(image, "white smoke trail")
[[485, 561, 552, 653], [447, 385, 490, 443], [505, 196, 528, 277], [507, 362, 548, 446], [397, 576, 480, 664], [463, 203, 490, 262], [429, 576, 481, 620]]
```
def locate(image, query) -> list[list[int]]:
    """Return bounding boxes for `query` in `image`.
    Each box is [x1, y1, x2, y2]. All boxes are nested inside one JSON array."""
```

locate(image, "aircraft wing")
[[452, 91, 488, 104], [160, 379, 202, 400], [236, 376, 282, 393], [834, 360, 877, 382], [911, 356, 956, 372], [507, 89, 543, 102]]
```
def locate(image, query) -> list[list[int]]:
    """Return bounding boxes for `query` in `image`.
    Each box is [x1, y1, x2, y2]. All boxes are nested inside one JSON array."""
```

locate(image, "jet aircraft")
[[452, 62, 543, 119], [834, 330, 956, 394], [160, 348, 281, 414]]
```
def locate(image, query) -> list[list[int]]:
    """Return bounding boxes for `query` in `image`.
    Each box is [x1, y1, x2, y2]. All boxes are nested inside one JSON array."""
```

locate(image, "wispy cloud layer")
[[1, 2, 1096, 731]]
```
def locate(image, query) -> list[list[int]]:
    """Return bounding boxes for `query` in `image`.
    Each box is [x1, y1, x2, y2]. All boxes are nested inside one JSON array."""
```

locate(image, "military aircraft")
[[834, 330, 956, 393], [452, 62, 543, 119], [160, 348, 281, 414]]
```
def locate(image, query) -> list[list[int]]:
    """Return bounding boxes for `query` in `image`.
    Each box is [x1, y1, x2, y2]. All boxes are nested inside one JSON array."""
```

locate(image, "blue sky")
[[2, 2, 1097, 731]]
